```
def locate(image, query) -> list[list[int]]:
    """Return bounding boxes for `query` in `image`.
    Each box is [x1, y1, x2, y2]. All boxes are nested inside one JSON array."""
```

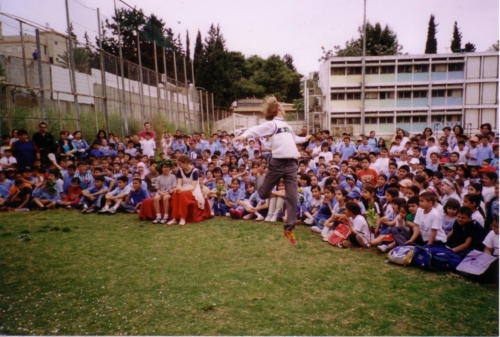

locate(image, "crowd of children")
[[0, 120, 498, 279]]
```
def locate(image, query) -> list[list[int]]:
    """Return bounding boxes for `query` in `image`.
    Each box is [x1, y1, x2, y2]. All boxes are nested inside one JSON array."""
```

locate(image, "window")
[[397, 116, 411, 123], [448, 63, 464, 72], [380, 116, 394, 123], [413, 116, 427, 123], [413, 91, 427, 98], [54, 41, 58, 45], [366, 66, 379, 74], [332, 67, 345, 75], [366, 117, 378, 124], [432, 64, 447, 72], [380, 91, 394, 99], [447, 89, 462, 97], [431, 116, 444, 122], [446, 115, 461, 122], [414, 64, 429, 73], [43, 46, 47, 55], [346, 92, 361, 100], [381, 66, 395, 74], [336, 118, 345, 125], [398, 65, 412, 73], [432, 90, 445, 97], [347, 118, 361, 124], [366, 92, 378, 99], [49, 57, 54, 64], [398, 91, 411, 99], [347, 67, 361, 75], [331, 93, 345, 100]]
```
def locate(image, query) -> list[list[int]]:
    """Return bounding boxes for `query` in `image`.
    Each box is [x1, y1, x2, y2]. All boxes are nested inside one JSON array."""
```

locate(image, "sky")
[[0, 0, 498, 75]]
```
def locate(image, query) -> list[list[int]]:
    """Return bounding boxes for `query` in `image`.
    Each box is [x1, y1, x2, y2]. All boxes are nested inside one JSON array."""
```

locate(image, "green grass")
[[0, 210, 498, 335]]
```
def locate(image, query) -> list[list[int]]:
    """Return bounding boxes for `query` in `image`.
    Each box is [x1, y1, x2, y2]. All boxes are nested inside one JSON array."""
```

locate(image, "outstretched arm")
[[236, 121, 277, 141]]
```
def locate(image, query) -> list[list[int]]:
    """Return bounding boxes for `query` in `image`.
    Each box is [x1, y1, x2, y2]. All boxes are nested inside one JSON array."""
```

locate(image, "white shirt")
[[0, 155, 17, 168], [241, 118, 306, 159], [414, 208, 448, 243], [472, 210, 485, 228], [140, 139, 156, 157], [483, 230, 499, 256], [352, 214, 371, 247], [482, 186, 495, 204]]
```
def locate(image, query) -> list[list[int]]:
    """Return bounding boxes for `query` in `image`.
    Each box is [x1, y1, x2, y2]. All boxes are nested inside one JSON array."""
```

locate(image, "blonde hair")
[[262, 95, 279, 121]]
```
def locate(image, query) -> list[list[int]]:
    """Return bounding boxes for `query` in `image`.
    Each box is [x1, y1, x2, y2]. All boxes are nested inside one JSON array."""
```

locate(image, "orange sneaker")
[[284, 230, 297, 245]]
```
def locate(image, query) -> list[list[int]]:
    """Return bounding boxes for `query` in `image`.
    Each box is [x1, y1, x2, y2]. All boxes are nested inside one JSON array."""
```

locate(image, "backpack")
[[428, 246, 463, 271], [412, 246, 432, 269], [388, 245, 415, 266], [328, 223, 351, 248], [456, 249, 498, 276]]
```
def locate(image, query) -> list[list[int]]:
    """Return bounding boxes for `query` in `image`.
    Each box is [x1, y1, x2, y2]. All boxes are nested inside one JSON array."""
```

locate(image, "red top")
[[357, 168, 378, 186]]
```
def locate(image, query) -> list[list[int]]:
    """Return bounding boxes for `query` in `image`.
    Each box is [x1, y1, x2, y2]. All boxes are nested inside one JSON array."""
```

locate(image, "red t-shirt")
[[138, 130, 156, 140], [357, 168, 378, 186]]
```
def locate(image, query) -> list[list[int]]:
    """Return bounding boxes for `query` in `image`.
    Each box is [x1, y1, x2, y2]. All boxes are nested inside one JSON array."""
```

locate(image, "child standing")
[[235, 96, 310, 244]]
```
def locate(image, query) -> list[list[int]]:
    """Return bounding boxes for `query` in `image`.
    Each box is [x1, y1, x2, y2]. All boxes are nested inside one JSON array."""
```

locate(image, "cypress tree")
[[451, 21, 462, 53], [193, 30, 204, 84], [425, 15, 437, 53]]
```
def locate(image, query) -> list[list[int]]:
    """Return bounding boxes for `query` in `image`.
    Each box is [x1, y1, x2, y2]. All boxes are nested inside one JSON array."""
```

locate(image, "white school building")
[[318, 52, 499, 136]]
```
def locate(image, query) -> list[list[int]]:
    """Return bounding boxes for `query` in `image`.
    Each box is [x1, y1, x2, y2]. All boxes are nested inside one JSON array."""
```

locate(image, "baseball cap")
[[345, 174, 355, 181]]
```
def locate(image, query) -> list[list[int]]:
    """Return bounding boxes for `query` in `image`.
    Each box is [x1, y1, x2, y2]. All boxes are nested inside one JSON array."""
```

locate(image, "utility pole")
[[173, 52, 180, 128], [114, 0, 128, 134], [97, 8, 110, 133], [65, 0, 80, 129], [162, 47, 172, 122], [360, 0, 367, 135]]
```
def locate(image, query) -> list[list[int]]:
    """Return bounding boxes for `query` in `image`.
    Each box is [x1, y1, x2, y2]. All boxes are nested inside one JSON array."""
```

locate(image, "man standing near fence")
[[138, 122, 156, 140], [32, 122, 55, 168]]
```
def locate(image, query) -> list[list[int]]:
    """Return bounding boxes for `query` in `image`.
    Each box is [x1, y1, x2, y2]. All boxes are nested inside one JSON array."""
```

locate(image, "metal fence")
[[0, 6, 229, 140]]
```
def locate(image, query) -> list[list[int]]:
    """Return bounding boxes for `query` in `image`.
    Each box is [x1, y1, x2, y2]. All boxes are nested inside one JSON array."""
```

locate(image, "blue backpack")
[[412, 246, 432, 269], [429, 246, 463, 271]]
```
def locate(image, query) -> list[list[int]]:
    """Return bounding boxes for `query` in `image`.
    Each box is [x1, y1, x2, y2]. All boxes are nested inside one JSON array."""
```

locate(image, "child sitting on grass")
[[310, 185, 336, 233], [32, 170, 60, 210], [303, 185, 323, 225], [442, 198, 460, 234], [122, 178, 149, 214], [409, 191, 448, 246], [321, 188, 348, 241], [240, 181, 268, 221], [58, 177, 82, 209], [446, 206, 486, 256], [80, 176, 107, 213], [99, 176, 131, 214], [209, 177, 227, 216], [338, 201, 371, 248], [226, 178, 244, 219], [265, 179, 286, 222]]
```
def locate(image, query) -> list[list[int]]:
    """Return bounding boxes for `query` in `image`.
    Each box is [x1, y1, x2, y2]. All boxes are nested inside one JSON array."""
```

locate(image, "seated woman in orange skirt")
[[167, 154, 210, 225]]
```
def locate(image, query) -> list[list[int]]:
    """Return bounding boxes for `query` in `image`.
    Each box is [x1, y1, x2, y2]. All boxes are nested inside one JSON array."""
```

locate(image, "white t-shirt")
[[414, 208, 448, 243], [482, 186, 495, 204], [482, 230, 499, 257], [0, 156, 17, 167], [352, 214, 371, 247], [140, 139, 156, 157], [472, 210, 485, 228]]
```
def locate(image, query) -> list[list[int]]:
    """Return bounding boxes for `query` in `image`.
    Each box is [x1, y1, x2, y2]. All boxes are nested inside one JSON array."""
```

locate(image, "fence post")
[[153, 41, 161, 118], [97, 8, 110, 134], [183, 56, 192, 132], [162, 47, 171, 123], [114, 0, 128, 135], [136, 31, 145, 124], [35, 29, 46, 121], [19, 22, 29, 87], [173, 52, 180, 129], [65, 0, 80, 129], [211, 92, 215, 132], [205, 90, 210, 135], [6, 86, 12, 133], [199, 89, 204, 133]]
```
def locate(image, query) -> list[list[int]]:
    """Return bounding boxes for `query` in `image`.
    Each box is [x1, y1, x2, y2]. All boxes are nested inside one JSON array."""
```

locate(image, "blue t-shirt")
[[129, 188, 149, 205]]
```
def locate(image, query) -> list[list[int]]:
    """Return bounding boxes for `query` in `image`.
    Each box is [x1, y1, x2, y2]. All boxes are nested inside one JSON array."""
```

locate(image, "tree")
[[57, 48, 90, 73], [319, 22, 402, 60], [193, 30, 204, 84], [490, 40, 499, 52], [283, 54, 296, 72], [463, 42, 476, 52], [450, 21, 462, 53], [425, 15, 437, 53], [185, 30, 191, 81]]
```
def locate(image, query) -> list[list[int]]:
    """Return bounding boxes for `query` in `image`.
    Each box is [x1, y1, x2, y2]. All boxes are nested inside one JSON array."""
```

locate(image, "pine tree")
[[451, 21, 462, 53], [193, 30, 204, 84], [185, 30, 191, 81], [463, 42, 476, 52], [425, 15, 437, 54]]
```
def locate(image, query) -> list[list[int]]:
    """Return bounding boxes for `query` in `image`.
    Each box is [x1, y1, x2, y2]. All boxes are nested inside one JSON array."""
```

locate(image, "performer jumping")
[[235, 96, 310, 244]]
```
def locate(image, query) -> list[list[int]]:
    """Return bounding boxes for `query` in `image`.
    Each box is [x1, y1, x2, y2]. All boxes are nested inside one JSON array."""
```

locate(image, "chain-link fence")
[[0, 4, 221, 142]]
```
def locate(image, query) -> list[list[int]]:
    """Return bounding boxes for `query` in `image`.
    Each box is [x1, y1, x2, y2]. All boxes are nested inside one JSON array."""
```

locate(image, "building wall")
[[319, 52, 499, 136]]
